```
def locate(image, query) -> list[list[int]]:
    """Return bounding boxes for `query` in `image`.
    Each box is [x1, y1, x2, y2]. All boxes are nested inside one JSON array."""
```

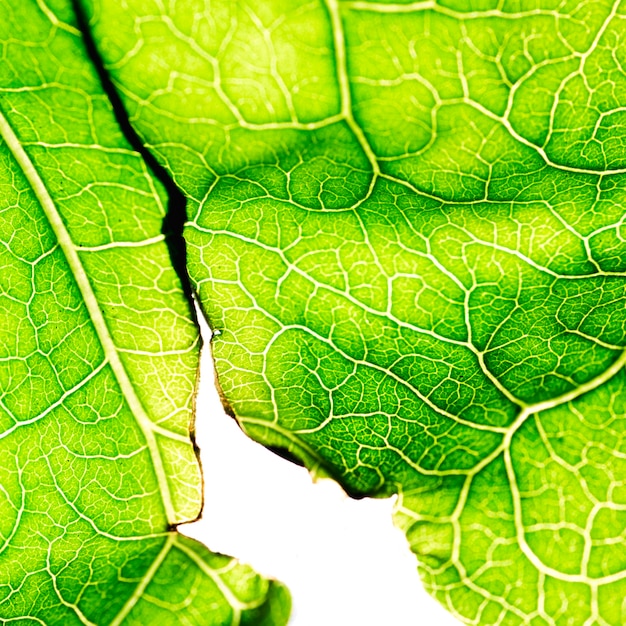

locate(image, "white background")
[[182, 315, 461, 626]]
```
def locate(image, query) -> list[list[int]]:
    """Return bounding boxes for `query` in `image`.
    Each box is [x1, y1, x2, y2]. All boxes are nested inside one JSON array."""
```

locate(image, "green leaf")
[[0, 1, 289, 623], [82, 0, 626, 622]]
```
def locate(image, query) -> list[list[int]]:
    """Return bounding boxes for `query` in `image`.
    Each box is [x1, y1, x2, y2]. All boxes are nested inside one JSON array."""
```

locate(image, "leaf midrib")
[[0, 107, 177, 524]]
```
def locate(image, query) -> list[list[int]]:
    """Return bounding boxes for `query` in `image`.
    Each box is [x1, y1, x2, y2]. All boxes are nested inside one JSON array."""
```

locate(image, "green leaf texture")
[[0, 1, 288, 624], [85, 0, 626, 624]]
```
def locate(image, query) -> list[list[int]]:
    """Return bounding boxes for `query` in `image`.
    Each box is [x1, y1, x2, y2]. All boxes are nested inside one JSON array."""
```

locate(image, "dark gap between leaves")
[[71, 0, 197, 326]]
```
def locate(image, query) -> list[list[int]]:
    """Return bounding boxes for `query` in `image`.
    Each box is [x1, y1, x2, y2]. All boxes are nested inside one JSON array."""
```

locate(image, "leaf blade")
[[82, 0, 626, 623]]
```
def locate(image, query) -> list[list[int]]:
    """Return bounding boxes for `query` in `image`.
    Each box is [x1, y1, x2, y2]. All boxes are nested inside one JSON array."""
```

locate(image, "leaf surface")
[[0, 1, 288, 623], [83, 0, 626, 623]]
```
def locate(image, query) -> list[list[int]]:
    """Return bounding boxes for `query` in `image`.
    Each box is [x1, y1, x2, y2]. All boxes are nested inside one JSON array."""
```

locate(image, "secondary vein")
[[0, 107, 176, 524]]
